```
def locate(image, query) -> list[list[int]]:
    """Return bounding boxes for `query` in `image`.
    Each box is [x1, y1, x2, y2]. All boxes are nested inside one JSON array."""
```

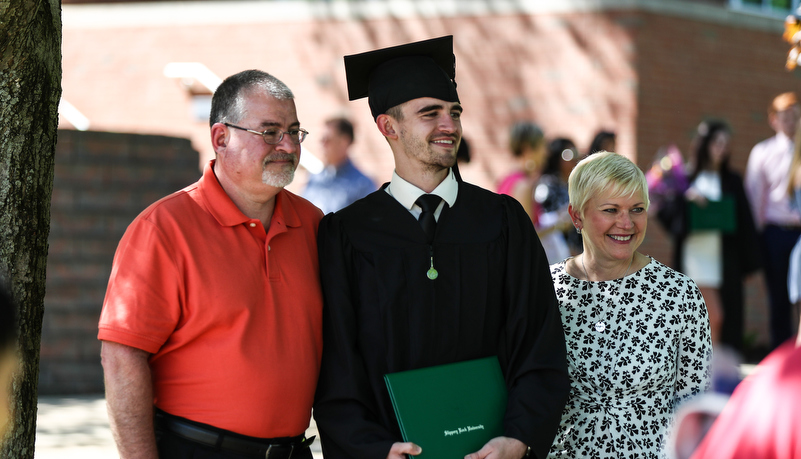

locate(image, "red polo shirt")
[[98, 160, 323, 438]]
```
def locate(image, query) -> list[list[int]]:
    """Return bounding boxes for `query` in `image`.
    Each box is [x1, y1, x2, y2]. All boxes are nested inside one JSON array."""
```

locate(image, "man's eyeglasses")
[[223, 123, 309, 145]]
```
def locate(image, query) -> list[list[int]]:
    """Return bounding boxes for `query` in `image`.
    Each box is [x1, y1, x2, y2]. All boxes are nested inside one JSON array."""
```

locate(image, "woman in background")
[[498, 121, 570, 263], [657, 120, 760, 350], [537, 137, 580, 255], [497, 121, 547, 223], [549, 152, 712, 458], [587, 130, 616, 156]]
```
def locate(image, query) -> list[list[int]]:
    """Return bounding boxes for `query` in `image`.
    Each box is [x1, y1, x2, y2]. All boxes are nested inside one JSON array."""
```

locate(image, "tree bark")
[[0, 0, 61, 457]]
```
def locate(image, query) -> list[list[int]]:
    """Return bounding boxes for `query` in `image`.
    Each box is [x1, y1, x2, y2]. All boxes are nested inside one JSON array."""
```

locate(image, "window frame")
[[729, 0, 800, 17]]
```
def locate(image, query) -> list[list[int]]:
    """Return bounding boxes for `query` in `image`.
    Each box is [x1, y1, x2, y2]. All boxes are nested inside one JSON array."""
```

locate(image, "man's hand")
[[464, 436, 528, 459], [386, 441, 422, 459]]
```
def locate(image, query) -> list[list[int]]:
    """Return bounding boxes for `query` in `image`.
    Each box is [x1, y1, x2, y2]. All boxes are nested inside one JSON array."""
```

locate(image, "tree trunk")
[[0, 0, 61, 457]]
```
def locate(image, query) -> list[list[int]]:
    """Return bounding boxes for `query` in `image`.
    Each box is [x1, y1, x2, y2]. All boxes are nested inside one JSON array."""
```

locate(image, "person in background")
[[787, 127, 801, 344], [587, 130, 616, 156], [497, 121, 547, 223], [0, 286, 18, 439], [498, 122, 570, 263], [656, 120, 760, 351], [549, 152, 712, 458], [99, 70, 323, 459], [302, 116, 375, 214], [538, 137, 580, 255], [745, 91, 801, 349], [313, 36, 570, 459]]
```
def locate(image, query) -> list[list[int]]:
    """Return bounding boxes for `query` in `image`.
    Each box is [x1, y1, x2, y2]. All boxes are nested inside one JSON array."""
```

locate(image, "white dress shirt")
[[745, 132, 801, 229], [385, 168, 459, 221]]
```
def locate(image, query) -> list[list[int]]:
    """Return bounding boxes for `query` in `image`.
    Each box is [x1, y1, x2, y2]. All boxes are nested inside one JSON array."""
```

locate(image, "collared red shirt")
[[745, 132, 801, 229], [385, 168, 458, 221], [98, 160, 323, 438]]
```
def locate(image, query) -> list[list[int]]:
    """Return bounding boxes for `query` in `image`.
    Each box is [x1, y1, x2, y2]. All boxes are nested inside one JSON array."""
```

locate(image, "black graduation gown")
[[313, 180, 570, 459]]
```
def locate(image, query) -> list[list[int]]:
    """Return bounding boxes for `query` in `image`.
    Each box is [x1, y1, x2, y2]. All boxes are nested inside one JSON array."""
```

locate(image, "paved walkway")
[[34, 395, 322, 458], [34, 362, 758, 458]]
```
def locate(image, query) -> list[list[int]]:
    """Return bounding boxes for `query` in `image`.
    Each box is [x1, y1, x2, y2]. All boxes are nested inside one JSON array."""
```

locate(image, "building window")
[[730, 0, 800, 17]]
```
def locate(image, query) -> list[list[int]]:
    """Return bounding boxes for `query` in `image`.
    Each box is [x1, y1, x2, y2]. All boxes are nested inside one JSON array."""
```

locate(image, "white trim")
[[58, 99, 90, 131], [163, 63, 223, 93], [63, 0, 783, 32], [299, 146, 324, 175], [729, 0, 800, 20]]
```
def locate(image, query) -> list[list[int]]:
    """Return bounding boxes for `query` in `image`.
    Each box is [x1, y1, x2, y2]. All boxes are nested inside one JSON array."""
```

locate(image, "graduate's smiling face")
[[395, 97, 462, 173]]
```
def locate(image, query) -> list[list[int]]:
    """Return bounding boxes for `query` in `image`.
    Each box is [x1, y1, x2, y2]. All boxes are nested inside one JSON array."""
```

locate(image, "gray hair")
[[209, 70, 294, 127]]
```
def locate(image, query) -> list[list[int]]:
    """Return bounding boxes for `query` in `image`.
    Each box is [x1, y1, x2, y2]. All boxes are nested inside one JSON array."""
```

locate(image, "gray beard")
[[262, 166, 295, 188]]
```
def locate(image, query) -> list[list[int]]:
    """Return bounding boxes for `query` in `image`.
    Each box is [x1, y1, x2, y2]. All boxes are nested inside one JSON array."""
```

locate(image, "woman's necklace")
[[581, 255, 634, 333]]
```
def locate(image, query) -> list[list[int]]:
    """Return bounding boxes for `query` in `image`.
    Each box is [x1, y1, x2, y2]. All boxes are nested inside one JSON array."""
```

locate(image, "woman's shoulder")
[[549, 259, 567, 272], [639, 257, 703, 297], [550, 258, 588, 289], [549, 258, 572, 281], [496, 171, 526, 194], [638, 256, 691, 281]]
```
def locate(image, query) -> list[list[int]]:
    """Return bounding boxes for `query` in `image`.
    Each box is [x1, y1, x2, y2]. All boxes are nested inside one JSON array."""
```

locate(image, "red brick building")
[[46, 0, 798, 392]]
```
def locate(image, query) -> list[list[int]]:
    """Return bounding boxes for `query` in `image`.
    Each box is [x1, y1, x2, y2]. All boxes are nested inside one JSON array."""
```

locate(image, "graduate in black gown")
[[313, 36, 570, 459]]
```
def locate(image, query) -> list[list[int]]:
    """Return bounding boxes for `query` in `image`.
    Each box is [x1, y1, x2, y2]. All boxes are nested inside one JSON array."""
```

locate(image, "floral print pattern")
[[548, 257, 712, 458]]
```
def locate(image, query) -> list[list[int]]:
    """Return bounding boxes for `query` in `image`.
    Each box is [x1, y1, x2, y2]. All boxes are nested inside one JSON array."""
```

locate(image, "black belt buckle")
[[265, 443, 294, 459]]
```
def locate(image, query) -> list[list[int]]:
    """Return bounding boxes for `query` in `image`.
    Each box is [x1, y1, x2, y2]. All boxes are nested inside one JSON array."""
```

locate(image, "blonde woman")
[[548, 152, 712, 458]]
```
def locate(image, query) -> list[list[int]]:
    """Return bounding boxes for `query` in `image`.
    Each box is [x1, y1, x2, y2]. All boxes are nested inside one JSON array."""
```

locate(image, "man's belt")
[[155, 410, 314, 459]]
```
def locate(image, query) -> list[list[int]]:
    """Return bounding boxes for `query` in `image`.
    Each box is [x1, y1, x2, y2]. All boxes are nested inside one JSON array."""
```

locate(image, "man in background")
[[303, 116, 375, 214], [745, 91, 801, 349]]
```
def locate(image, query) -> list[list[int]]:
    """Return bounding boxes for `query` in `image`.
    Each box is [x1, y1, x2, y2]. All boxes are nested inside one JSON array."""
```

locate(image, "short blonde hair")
[[568, 151, 650, 215]]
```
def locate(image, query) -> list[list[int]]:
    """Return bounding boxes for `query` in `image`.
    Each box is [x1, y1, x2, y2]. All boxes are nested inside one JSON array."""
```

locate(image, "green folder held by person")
[[384, 356, 507, 459]]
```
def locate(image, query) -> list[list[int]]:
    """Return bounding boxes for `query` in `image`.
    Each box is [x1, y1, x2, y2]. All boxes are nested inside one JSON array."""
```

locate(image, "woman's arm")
[[674, 279, 713, 406]]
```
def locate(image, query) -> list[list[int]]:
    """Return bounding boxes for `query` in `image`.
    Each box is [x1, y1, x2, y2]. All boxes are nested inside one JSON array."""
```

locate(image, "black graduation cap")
[[344, 35, 459, 120]]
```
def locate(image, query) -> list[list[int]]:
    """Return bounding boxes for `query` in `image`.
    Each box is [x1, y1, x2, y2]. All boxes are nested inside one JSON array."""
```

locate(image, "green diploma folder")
[[687, 196, 736, 233], [384, 356, 507, 459]]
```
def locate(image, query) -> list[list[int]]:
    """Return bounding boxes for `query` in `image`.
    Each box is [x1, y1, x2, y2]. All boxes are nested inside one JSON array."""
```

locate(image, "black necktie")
[[415, 194, 441, 244]]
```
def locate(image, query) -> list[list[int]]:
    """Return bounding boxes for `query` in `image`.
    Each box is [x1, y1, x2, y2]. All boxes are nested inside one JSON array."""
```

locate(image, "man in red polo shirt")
[[99, 70, 323, 459]]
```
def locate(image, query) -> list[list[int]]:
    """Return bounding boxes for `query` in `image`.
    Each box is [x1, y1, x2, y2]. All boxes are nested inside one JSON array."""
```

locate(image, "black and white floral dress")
[[548, 257, 712, 458]]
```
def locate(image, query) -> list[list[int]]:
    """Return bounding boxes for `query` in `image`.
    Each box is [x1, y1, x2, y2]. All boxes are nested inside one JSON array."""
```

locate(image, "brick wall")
[[39, 130, 201, 394]]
